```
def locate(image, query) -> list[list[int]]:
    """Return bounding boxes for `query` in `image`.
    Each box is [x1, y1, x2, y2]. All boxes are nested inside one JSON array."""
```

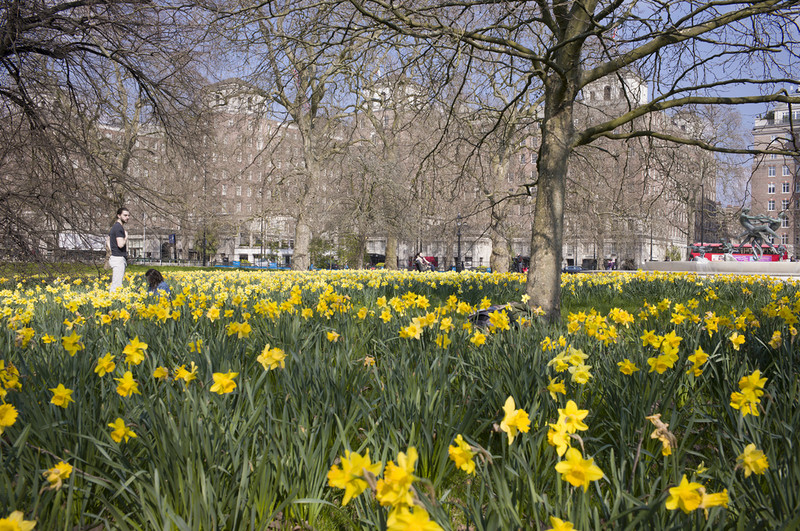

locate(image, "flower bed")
[[1, 270, 798, 529]]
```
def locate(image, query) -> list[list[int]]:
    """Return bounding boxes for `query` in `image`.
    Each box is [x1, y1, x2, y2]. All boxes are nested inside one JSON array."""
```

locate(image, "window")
[[784, 166, 791, 176], [781, 233, 789, 244], [221, 185, 227, 196], [782, 216, 790, 228], [768, 199, 775, 211], [247, 187, 252, 197], [783, 182, 791, 193], [783, 199, 790, 210], [768, 166, 776, 177], [520, 153, 526, 164], [236, 203, 242, 213], [796, 181, 800, 193], [768, 182, 775, 194], [236, 186, 242, 197]]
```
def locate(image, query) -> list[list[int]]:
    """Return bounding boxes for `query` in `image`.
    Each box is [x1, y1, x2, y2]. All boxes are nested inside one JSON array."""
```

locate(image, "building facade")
[[103, 74, 711, 270], [751, 99, 800, 256]]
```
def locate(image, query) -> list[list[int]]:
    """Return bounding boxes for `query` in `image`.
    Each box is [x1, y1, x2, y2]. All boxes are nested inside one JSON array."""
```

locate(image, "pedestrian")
[[107, 207, 130, 292], [144, 268, 170, 295], [414, 252, 429, 272]]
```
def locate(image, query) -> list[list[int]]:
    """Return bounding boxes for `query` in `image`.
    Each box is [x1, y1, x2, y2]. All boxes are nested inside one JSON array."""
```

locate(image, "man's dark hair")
[[117, 207, 129, 216]]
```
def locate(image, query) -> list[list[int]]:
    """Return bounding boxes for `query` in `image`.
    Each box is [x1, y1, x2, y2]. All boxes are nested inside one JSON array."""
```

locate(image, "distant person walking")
[[108, 207, 130, 292]]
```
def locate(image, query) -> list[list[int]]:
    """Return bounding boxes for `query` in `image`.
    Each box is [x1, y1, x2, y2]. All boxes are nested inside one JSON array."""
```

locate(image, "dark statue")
[[738, 208, 786, 260]]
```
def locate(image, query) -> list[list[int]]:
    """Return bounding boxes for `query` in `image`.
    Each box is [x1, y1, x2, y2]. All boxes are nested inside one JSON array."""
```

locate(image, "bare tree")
[[0, 0, 208, 261], [318, 0, 800, 319]]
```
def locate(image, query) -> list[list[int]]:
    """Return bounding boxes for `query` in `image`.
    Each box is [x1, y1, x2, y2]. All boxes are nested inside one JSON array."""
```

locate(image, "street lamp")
[[456, 214, 463, 272]]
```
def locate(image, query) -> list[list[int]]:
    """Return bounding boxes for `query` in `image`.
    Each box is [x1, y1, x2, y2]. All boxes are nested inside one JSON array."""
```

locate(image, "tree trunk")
[[385, 234, 398, 269], [526, 88, 575, 321], [490, 215, 511, 273], [292, 215, 312, 270]]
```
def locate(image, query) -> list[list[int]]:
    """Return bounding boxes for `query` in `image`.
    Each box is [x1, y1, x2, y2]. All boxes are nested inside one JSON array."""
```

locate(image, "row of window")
[[767, 166, 794, 177], [766, 199, 794, 221], [767, 181, 800, 194]]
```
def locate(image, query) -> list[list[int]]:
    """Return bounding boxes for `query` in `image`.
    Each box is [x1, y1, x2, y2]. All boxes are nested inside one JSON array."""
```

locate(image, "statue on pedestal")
[[738, 208, 785, 260]]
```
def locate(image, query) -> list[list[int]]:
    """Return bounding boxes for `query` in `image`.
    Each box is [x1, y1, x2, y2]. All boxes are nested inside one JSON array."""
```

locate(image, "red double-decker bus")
[[689, 243, 787, 262]]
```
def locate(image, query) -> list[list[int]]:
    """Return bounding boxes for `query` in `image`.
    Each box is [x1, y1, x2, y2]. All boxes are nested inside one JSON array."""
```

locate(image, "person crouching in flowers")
[[144, 268, 170, 296]]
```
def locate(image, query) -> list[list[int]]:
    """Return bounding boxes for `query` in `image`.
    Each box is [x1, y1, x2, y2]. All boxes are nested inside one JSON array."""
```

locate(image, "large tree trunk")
[[292, 215, 312, 270], [526, 86, 575, 321], [385, 234, 398, 269]]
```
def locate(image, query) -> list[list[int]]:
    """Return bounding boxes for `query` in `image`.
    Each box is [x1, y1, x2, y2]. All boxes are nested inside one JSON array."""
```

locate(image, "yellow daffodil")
[[115, 371, 140, 398], [108, 418, 138, 443], [500, 396, 530, 445], [0, 403, 19, 435], [43, 461, 72, 490], [152, 366, 169, 379], [376, 447, 417, 508], [0, 510, 36, 531], [439, 317, 454, 332], [94, 353, 116, 377], [547, 422, 571, 456], [698, 487, 729, 517], [729, 332, 745, 351], [386, 506, 443, 531], [206, 306, 221, 321], [327, 449, 383, 506], [618, 358, 639, 375], [568, 363, 592, 384], [61, 331, 84, 356], [665, 475, 703, 514], [327, 331, 340, 342], [257, 345, 286, 370], [557, 400, 589, 433], [448, 434, 475, 474], [470, 330, 487, 346], [768, 330, 782, 349], [737, 443, 769, 477], [686, 347, 708, 377], [547, 378, 566, 400], [49, 384, 74, 408], [547, 516, 575, 531], [174, 362, 198, 385], [434, 334, 451, 349], [646, 414, 677, 456], [554, 448, 604, 491], [123, 336, 148, 365], [210, 371, 238, 394]]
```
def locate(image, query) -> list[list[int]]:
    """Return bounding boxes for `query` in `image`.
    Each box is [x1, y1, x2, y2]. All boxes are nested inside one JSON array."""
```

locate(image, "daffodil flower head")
[[554, 448, 604, 491], [448, 434, 476, 474], [665, 475, 703, 513], [500, 396, 531, 445], [327, 449, 382, 506], [557, 400, 589, 433], [43, 461, 72, 490], [0, 510, 36, 531]]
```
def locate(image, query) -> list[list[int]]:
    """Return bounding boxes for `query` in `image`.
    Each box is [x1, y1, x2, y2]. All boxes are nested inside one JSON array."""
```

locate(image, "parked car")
[[562, 265, 583, 274]]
